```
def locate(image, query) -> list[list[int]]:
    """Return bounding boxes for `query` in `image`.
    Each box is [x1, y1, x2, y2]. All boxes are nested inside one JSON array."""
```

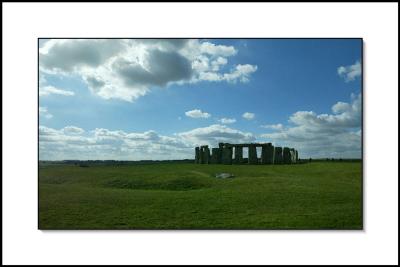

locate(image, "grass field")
[[39, 162, 362, 229]]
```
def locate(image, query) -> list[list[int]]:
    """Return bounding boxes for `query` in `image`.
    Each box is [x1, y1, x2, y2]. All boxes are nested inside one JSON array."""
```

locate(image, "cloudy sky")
[[39, 39, 362, 160]]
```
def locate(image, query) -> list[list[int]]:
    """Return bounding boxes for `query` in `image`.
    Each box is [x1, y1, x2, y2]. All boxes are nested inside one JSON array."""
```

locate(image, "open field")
[[39, 162, 362, 229]]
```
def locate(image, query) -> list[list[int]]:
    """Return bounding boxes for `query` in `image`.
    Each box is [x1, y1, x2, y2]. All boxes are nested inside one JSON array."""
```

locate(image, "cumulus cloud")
[[242, 112, 255, 120], [178, 124, 255, 147], [39, 126, 193, 160], [62, 126, 85, 135], [39, 39, 258, 102], [260, 93, 362, 158], [39, 124, 257, 160], [261, 123, 284, 130], [223, 64, 258, 83], [197, 64, 257, 83], [198, 41, 237, 57], [185, 109, 211, 119], [219, 118, 236, 124], [211, 57, 228, 71], [338, 60, 361, 82], [39, 107, 53, 119], [39, 85, 75, 96], [40, 39, 125, 72]]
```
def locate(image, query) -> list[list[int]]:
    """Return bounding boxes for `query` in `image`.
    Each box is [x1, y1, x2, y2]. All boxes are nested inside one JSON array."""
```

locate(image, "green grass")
[[39, 162, 362, 229]]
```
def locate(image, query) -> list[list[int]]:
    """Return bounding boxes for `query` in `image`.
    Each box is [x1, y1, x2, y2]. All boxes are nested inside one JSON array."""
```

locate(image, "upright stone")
[[199, 147, 204, 164], [195, 147, 200, 164], [289, 148, 296, 163], [295, 150, 299, 163], [248, 144, 258, 164], [261, 144, 274, 164], [261, 145, 267, 164], [211, 148, 220, 164], [274, 147, 283, 164], [222, 147, 232, 164], [283, 147, 291, 164], [217, 147, 222, 163], [203, 146, 210, 164], [234, 146, 243, 164]]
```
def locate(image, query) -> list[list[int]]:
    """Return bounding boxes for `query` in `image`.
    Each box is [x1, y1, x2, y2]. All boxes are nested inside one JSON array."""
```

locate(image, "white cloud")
[[262, 123, 284, 130], [62, 126, 85, 135], [338, 60, 361, 82], [211, 56, 228, 71], [260, 93, 362, 158], [185, 109, 211, 119], [39, 85, 75, 96], [242, 112, 255, 120], [178, 124, 255, 147], [39, 39, 258, 102], [223, 64, 258, 83], [39, 124, 259, 160], [219, 118, 236, 124], [198, 41, 237, 57], [39, 107, 53, 119], [39, 126, 192, 160], [196, 64, 258, 83]]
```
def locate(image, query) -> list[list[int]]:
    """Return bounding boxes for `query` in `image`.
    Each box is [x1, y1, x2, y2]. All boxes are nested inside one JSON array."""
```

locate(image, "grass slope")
[[39, 162, 362, 229]]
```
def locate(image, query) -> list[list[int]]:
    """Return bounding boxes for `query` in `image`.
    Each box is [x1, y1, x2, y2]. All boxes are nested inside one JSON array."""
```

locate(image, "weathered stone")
[[283, 147, 291, 164], [222, 147, 232, 164], [203, 146, 210, 164], [199, 147, 204, 164], [289, 148, 296, 164], [274, 147, 283, 164], [195, 143, 298, 166], [215, 173, 234, 179], [234, 146, 243, 164], [261, 144, 275, 164], [211, 148, 220, 164], [195, 147, 200, 164], [248, 144, 258, 164]]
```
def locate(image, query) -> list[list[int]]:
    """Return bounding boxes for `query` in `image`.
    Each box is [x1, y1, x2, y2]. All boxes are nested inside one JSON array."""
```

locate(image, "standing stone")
[[234, 146, 243, 164], [261, 144, 275, 164], [289, 148, 296, 163], [283, 147, 291, 164], [203, 146, 210, 164], [261, 145, 267, 164], [199, 147, 204, 164], [195, 147, 200, 164], [295, 150, 299, 163], [248, 144, 258, 164], [222, 147, 232, 165], [217, 147, 222, 164], [274, 147, 283, 164], [211, 148, 220, 164]]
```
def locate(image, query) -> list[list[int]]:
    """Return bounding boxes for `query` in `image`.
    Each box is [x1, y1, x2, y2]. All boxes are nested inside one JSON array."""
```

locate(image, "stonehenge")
[[195, 143, 299, 165]]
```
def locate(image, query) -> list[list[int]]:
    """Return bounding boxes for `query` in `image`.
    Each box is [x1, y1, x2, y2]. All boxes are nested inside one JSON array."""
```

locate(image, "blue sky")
[[39, 39, 362, 160]]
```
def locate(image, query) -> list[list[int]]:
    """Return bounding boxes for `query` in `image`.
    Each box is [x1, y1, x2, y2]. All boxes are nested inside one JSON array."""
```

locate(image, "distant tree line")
[[39, 157, 361, 167], [39, 159, 195, 167]]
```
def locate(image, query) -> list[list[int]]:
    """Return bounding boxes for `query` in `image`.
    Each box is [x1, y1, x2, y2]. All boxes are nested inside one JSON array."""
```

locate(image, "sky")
[[39, 39, 362, 160]]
